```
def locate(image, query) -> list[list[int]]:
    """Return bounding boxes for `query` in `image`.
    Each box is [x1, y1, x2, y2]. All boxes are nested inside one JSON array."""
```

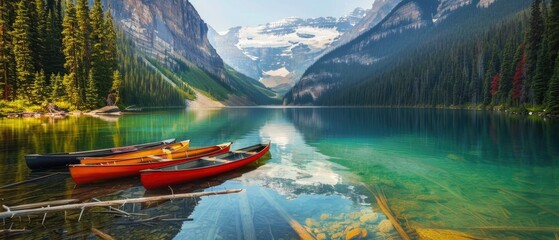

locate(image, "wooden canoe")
[[69, 142, 232, 184], [79, 139, 191, 164], [140, 142, 270, 190], [25, 138, 176, 170]]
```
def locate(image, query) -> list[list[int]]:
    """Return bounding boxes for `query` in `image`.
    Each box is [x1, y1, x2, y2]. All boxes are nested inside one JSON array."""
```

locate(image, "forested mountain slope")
[[284, 0, 543, 110]]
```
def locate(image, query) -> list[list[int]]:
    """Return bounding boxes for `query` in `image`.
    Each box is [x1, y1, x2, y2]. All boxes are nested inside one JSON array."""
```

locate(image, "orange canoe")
[[79, 139, 191, 164], [70, 142, 232, 184]]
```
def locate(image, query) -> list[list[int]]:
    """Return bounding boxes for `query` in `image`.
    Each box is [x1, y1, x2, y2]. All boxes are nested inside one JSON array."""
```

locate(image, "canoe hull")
[[70, 143, 231, 184], [25, 139, 176, 170], [141, 143, 270, 190]]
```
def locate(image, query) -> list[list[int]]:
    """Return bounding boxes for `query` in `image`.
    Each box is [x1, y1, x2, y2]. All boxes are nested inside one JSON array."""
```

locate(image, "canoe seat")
[[147, 155, 163, 161], [233, 151, 257, 155], [204, 158, 231, 163]]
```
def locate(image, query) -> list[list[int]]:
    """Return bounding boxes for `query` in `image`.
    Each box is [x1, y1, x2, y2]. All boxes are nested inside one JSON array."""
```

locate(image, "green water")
[[0, 108, 558, 239]]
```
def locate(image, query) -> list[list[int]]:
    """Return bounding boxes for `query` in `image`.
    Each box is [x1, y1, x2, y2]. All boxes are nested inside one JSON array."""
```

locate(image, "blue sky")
[[190, 0, 375, 32]]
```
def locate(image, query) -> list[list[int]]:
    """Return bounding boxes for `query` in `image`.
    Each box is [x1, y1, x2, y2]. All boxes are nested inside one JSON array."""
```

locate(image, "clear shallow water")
[[0, 108, 558, 239]]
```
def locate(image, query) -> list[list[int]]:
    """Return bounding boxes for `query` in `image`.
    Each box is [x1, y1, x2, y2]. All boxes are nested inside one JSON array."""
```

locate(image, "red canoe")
[[70, 142, 232, 184], [140, 142, 271, 190]]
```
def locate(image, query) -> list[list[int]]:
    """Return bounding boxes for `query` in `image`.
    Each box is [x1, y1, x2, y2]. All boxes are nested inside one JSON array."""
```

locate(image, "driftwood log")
[[91, 227, 115, 240], [0, 189, 242, 219], [3, 199, 79, 211]]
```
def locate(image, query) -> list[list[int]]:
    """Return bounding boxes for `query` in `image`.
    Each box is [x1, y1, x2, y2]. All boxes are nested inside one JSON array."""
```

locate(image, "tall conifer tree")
[[526, 0, 545, 103], [11, 0, 35, 100], [0, 0, 15, 100], [546, 55, 559, 113], [62, 0, 80, 106], [498, 41, 514, 104], [548, 0, 559, 65], [76, 0, 90, 99]]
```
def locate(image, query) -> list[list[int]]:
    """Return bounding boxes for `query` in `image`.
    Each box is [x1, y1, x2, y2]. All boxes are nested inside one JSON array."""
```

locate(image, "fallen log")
[[3, 199, 79, 211], [0, 228, 29, 234], [0, 189, 242, 219], [469, 226, 559, 233], [91, 227, 114, 240], [362, 184, 411, 240]]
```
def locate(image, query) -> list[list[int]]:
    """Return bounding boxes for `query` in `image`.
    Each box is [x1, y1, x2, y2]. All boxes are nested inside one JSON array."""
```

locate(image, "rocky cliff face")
[[333, 0, 402, 48], [106, 0, 226, 79]]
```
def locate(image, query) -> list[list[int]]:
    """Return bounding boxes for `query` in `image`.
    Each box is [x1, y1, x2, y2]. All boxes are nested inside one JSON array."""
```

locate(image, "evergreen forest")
[[317, 0, 559, 115]]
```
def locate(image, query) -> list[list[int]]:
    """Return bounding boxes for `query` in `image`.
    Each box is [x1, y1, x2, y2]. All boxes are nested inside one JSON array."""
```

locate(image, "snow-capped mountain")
[[209, 8, 369, 94]]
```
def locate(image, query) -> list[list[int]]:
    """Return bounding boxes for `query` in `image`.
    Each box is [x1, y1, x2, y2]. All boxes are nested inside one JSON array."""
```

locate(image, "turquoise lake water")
[[0, 108, 558, 239]]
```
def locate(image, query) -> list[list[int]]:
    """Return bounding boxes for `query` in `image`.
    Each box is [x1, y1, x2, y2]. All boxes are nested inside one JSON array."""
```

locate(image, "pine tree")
[[11, 0, 35, 101], [483, 55, 496, 106], [90, 0, 110, 98], [549, 0, 559, 65], [32, 70, 49, 103], [491, 73, 500, 100], [0, 0, 15, 100], [546, 55, 559, 113], [62, 0, 80, 106], [498, 42, 514, 104], [111, 69, 121, 106], [44, 0, 64, 76], [49, 73, 64, 100], [526, 0, 545, 102], [76, 0, 90, 101], [533, 22, 554, 104], [512, 45, 526, 104], [85, 68, 98, 109], [105, 7, 117, 77], [34, 0, 46, 71]]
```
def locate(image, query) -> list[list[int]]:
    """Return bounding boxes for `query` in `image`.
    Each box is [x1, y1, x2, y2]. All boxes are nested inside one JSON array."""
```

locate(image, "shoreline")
[[2, 104, 557, 119]]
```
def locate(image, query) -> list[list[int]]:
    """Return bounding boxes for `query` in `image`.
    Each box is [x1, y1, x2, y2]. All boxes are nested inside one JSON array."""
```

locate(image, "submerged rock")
[[305, 218, 319, 228], [320, 213, 330, 221], [378, 220, 393, 233], [345, 228, 362, 240], [360, 229, 368, 238], [359, 213, 378, 223]]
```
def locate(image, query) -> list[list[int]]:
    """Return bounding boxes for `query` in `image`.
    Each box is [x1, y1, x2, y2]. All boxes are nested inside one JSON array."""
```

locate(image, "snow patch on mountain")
[[236, 24, 341, 50], [477, 0, 497, 8], [264, 67, 291, 77]]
